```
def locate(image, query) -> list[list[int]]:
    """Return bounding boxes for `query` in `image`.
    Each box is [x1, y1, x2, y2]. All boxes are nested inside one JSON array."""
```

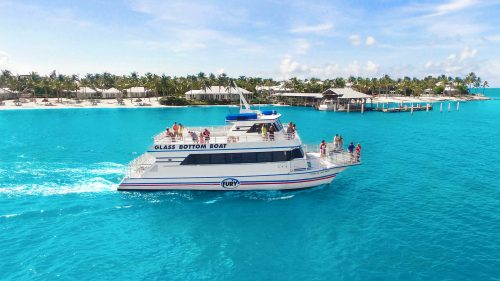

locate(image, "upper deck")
[[153, 124, 301, 145]]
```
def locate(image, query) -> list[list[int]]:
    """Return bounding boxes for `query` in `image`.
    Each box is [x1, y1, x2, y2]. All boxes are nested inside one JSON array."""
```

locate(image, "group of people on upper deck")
[[165, 122, 211, 143], [165, 122, 184, 140], [259, 121, 296, 141]]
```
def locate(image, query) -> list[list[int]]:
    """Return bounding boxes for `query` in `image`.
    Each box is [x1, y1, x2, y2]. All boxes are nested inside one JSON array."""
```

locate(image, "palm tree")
[[482, 81, 489, 95]]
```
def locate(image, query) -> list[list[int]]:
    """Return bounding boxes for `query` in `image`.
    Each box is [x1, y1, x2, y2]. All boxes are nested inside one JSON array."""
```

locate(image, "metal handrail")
[[154, 130, 301, 145], [304, 142, 361, 165], [127, 153, 155, 178]]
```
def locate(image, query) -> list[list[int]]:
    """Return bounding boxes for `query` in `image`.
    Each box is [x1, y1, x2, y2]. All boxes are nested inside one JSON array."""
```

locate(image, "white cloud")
[[365, 36, 376, 46], [346, 60, 379, 77], [424, 47, 479, 75], [349, 35, 362, 46], [459, 47, 477, 61], [289, 23, 333, 34], [432, 0, 479, 17], [0, 50, 9, 68], [294, 39, 311, 54], [485, 35, 500, 42], [479, 58, 500, 86], [279, 56, 379, 79]]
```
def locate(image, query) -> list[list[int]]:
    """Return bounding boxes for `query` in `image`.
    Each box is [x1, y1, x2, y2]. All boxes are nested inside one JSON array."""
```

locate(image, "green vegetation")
[[0, 69, 489, 104]]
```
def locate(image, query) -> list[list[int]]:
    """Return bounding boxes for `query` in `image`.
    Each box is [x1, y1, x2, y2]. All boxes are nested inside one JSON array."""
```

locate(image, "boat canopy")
[[261, 110, 278, 115], [225, 113, 258, 121]]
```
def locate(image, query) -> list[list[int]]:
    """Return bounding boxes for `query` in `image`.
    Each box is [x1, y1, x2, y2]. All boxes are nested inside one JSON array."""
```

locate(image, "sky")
[[1, 0, 500, 85]]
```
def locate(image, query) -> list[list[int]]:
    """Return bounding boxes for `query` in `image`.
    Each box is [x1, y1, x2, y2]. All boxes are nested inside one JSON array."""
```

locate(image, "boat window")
[[274, 119, 283, 131], [226, 153, 242, 163], [257, 152, 272, 162], [241, 152, 257, 163], [211, 154, 226, 164], [196, 154, 211, 164], [292, 148, 304, 158], [272, 151, 288, 162], [247, 123, 266, 133], [180, 149, 304, 165]]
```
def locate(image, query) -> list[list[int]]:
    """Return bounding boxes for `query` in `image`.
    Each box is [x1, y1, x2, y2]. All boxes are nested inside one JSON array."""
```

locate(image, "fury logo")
[[221, 178, 240, 189]]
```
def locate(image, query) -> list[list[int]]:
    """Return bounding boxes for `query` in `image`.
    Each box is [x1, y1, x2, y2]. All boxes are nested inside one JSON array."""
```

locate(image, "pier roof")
[[323, 88, 371, 99]]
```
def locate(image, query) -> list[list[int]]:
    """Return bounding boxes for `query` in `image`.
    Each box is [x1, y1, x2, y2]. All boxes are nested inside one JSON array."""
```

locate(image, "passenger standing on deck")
[[199, 132, 205, 144], [292, 123, 296, 139], [178, 123, 184, 140], [339, 135, 344, 150], [320, 140, 327, 157], [355, 143, 362, 162], [333, 134, 339, 150], [173, 122, 179, 138], [348, 142, 355, 162], [268, 124, 275, 141], [261, 124, 267, 140], [189, 131, 198, 143], [286, 122, 293, 139], [203, 128, 211, 143]]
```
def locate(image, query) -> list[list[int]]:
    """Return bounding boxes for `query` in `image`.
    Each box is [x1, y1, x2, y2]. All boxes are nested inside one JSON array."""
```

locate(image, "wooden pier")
[[373, 104, 433, 113]]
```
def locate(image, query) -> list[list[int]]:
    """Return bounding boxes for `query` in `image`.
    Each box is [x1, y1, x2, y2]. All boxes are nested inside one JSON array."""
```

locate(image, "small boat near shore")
[[119, 88, 360, 191]]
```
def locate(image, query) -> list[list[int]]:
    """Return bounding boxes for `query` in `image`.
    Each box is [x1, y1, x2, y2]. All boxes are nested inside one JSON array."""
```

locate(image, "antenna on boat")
[[232, 80, 252, 113]]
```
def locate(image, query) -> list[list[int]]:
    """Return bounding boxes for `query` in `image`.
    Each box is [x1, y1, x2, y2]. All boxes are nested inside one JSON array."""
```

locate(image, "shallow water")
[[1, 91, 499, 280]]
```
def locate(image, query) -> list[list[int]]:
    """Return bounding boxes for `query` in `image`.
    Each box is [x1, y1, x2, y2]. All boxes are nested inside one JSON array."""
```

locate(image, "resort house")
[[101, 88, 123, 99], [255, 84, 293, 94], [184, 86, 253, 101], [0, 88, 17, 100], [126, 87, 148, 98], [76, 87, 98, 99]]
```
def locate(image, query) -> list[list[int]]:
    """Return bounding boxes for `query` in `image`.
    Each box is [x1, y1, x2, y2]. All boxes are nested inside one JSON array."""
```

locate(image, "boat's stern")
[[118, 153, 156, 191]]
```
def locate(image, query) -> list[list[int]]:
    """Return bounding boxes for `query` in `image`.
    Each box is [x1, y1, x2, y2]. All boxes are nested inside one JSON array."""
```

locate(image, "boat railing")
[[126, 153, 156, 178], [153, 129, 301, 145], [303, 143, 361, 166]]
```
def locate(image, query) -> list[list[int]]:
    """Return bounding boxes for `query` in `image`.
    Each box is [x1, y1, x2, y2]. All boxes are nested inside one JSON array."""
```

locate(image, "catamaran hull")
[[118, 167, 345, 191]]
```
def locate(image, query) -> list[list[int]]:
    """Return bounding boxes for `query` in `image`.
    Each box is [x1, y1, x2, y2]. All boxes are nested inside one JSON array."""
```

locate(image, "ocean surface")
[[1, 90, 499, 280]]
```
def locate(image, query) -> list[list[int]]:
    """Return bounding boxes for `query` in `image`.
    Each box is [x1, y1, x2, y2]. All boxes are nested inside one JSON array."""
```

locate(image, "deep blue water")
[[1, 90, 499, 280]]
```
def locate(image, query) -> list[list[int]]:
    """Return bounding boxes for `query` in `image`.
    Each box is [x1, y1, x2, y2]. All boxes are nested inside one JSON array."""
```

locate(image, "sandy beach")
[[0, 98, 169, 110], [0, 95, 491, 110]]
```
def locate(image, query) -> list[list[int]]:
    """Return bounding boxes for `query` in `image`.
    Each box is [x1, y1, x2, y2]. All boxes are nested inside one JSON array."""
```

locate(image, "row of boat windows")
[[180, 148, 304, 165], [233, 121, 284, 133]]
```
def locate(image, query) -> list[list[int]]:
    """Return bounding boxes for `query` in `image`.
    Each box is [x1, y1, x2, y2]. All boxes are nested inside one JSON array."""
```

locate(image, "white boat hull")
[[118, 166, 345, 191], [318, 104, 335, 111]]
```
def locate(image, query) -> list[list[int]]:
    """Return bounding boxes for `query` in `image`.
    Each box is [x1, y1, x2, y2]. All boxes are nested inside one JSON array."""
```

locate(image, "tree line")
[[0, 69, 489, 102]]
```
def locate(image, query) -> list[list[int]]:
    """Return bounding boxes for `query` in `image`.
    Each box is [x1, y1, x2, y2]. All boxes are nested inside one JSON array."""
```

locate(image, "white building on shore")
[[76, 87, 97, 99], [0, 88, 17, 100], [126, 87, 148, 98], [185, 86, 253, 101], [255, 85, 292, 94], [102, 88, 123, 99]]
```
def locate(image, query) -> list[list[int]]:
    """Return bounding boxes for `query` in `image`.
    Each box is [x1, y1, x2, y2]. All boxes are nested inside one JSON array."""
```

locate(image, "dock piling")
[[440, 103, 443, 112], [456, 102, 460, 111], [448, 103, 451, 112]]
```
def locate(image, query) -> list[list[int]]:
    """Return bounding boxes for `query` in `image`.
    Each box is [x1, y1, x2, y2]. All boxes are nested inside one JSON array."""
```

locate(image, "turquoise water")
[[1, 90, 499, 280]]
